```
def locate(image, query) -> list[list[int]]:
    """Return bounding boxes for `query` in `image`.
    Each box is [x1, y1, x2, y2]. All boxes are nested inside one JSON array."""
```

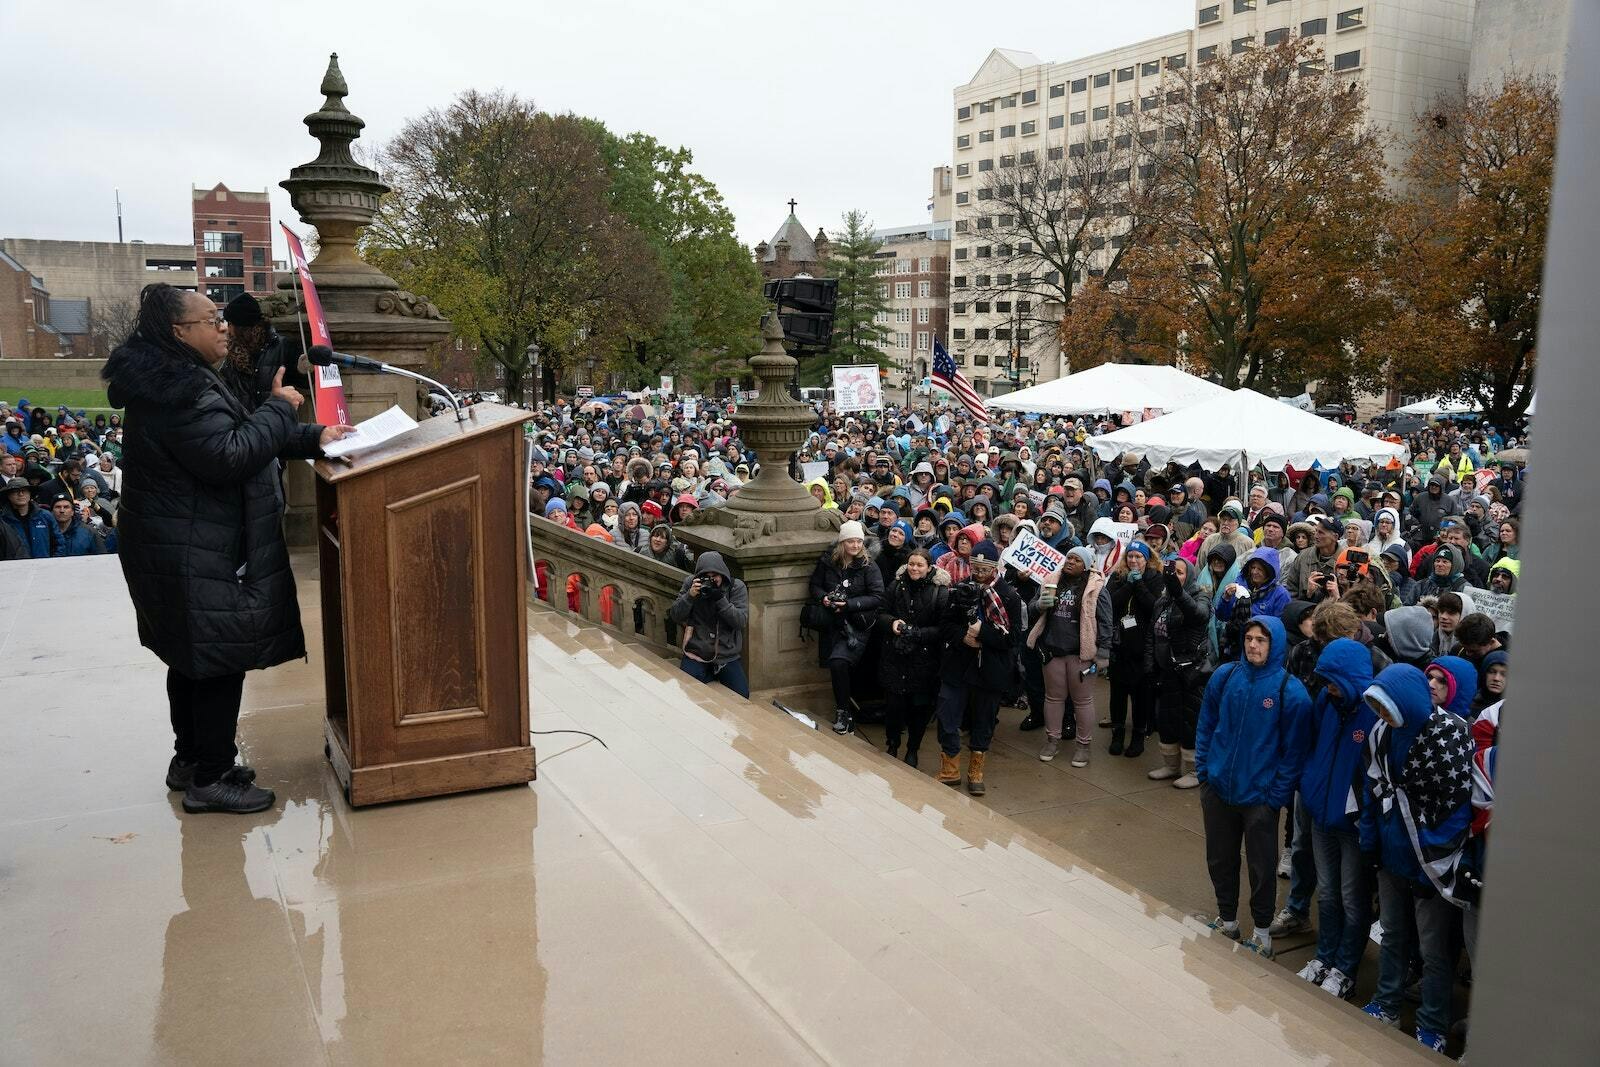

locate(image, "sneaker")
[[1207, 916, 1241, 940], [1276, 845, 1293, 878], [1038, 738, 1060, 762], [1268, 906, 1313, 937], [831, 708, 854, 735], [182, 776, 275, 814], [1069, 742, 1090, 768], [166, 758, 256, 791], [1320, 968, 1355, 1000], [1415, 1027, 1447, 1053], [1296, 959, 1329, 985], [1362, 1001, 1400, 1027], [1097, 714, 1112, 728], [1244, 928, 1273, 959]]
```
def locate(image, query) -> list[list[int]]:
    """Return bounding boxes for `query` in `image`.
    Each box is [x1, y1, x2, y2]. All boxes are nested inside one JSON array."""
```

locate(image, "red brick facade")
[[0, 252, 66, 359], [192, 184, 274, 306]]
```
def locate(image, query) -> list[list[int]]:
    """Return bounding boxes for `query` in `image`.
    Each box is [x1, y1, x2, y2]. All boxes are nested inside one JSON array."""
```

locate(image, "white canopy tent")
[[987, 363, 1231, 417], [1086, 388, 1406, 472], [1394, 396, 1478, 416]]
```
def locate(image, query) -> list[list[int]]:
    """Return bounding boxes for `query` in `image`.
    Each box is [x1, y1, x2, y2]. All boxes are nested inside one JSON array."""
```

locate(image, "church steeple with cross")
[[754, 197, 829, 281]]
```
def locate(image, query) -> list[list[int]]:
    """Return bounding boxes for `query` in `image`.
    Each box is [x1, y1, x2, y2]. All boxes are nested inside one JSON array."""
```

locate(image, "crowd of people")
[[2, 402, 125, 559], [526, 393, 1524, 1056]]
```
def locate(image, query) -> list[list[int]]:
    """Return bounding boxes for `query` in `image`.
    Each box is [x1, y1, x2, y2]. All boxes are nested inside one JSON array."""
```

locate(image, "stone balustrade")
[[528, 515, 693, 658]]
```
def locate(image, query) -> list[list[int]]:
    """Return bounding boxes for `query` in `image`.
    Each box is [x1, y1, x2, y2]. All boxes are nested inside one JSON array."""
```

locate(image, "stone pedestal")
[[264, 55, 454, 545], [673, 313, 841, 693]]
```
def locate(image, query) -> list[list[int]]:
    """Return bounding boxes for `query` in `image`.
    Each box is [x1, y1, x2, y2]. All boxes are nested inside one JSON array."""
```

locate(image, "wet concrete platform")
[[0, 555, 1430, 1064]]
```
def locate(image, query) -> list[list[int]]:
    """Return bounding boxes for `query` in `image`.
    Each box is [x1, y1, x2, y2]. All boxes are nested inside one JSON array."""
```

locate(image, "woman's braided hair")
[[131, 283, 203, 363]]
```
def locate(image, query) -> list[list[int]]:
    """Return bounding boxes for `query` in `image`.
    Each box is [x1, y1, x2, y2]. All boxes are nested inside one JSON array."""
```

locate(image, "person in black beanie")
[[219, 293, 310, 414]]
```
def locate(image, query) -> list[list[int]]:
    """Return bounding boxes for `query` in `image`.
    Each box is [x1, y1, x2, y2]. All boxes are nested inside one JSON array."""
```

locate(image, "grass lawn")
[[4, 388, 116, 413]]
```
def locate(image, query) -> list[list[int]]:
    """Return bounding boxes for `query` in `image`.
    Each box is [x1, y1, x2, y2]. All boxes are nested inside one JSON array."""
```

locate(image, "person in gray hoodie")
[[637, 522, 693, 570], [1380, 606, 1435, 669], [1411, 471, 1459, 540], [669, 552, 750, 696]]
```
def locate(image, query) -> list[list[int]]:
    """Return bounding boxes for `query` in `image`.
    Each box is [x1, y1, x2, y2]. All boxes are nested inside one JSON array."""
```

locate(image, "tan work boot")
[[966, 750, 987, 796], [1148, 742, 1181, 781], [1174, 748, 1200, 789], [937, 752, 961, 786]]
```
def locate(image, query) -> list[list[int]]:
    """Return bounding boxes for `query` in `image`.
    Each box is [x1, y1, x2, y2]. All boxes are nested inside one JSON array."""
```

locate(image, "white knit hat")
[[837, 520, 866, 542]]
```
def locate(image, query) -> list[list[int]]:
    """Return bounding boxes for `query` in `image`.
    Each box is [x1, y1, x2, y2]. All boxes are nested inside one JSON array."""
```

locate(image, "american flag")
[[932, 340, 988, 423]]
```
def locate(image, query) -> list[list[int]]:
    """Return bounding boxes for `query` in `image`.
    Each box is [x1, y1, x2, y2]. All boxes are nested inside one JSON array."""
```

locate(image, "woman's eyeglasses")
[[177, 315, 226, 329]]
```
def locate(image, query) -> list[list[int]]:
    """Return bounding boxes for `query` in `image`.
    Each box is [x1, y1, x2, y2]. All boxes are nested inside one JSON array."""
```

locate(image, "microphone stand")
[[372, 363, 471, 423]]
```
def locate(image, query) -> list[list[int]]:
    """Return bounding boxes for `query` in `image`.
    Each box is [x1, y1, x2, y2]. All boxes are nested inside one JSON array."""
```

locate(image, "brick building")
[[0, 248, 68, 358], [192, 183, 274, 306], [753, 201, 831, 282]]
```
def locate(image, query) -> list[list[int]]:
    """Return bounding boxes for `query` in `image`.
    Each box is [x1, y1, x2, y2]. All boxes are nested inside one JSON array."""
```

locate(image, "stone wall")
[[0, 357, 108, 394], [528, 517, 691, 658]]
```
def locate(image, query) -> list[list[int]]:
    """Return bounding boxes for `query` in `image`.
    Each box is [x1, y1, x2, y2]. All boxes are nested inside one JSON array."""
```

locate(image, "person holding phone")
[[670, 552, 751, 697]]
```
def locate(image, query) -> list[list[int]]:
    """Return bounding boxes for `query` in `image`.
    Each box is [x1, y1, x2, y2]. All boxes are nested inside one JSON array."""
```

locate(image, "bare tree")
[[88, 299, 139, 358]]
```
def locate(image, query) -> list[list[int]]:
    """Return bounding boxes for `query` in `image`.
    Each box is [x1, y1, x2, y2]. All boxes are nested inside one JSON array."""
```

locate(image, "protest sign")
[[832, 365, 884, 413], [1474, 589, 1518, 634], [1000, 529, 1067, 582], [1097, 522, 1140, 575]]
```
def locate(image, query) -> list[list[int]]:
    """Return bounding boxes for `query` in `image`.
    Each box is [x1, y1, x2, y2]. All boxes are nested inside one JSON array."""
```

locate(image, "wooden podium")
[[312, 402, 534, 806]]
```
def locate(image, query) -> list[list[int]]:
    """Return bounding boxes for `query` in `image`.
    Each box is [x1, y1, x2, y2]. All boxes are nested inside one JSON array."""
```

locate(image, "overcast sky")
[[2, 0, 1192, 259]]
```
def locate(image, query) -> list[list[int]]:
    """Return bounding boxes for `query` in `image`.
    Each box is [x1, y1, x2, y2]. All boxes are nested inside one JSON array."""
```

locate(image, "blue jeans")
[[679, 656, 750, 698], [1287, 796, 1316, 916], [1311, 826, 1370, 977], [1374, 870, 1457, 1034]]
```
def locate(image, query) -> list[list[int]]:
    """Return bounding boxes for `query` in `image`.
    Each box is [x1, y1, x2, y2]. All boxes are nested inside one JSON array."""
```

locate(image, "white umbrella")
[[1086, 388, 1406, 472], [987, 363, 1231, 417]]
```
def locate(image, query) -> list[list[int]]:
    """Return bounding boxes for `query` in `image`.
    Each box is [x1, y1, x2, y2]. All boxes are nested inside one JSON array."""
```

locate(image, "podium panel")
[[314, 403, 533, 805]]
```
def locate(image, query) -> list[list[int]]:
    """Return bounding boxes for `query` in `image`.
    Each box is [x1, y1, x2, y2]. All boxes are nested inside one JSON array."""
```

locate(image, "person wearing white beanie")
[[808, 518, 885, 735]]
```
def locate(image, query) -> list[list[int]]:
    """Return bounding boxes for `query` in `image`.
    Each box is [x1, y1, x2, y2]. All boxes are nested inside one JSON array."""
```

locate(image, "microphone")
[[307, 345, 468, 422]]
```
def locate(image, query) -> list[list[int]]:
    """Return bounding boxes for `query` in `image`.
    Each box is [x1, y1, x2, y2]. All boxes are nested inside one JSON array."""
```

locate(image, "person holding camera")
[[807, 520, 885, 735], [669, 551, 751, 697], [1216, 547, 1292, 660], [877, 547, 949, 767], [934, 540, 1021, 793]]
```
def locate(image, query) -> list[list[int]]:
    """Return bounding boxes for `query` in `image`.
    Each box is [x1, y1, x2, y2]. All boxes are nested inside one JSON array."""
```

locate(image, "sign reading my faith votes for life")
[[1000, 529, 1068, 582]]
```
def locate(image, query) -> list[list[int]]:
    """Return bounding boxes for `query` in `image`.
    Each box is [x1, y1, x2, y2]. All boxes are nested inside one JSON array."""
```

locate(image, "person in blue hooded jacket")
[[1358, 664, 1474, 1052], [2, 476, 55, 557], [928, 510, 966, 563], [1426, 655, 1478, 722], [1195, 616, 1312, 958], [1292, 638, 1376, 1000], [1215, 547, 1292, 659]]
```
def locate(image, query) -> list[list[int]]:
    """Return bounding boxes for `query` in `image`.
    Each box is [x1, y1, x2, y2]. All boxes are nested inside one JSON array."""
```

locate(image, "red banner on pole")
[[280, 223, 349, 426]]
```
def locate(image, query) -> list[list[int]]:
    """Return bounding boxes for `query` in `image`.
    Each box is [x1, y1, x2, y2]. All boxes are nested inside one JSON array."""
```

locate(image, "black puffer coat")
[[104, 337, 324, 678], [807, 551, 885, 666], [876, 567, 949, 701]]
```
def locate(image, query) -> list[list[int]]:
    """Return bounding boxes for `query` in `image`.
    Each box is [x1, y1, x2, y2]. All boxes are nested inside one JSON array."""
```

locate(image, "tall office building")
[[191, 183, 274, 306], [950, 1, 1475, 396]]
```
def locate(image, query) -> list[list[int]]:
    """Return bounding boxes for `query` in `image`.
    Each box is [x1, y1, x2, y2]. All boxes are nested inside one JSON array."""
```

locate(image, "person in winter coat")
[[877, 548, 949, 767], [1027, 546, 1113, 767], [2, 476, 54, 558], [1413, 544, 1469, 601], [669, 551, 750, 697], [1215, 547, 1292, 661], [1198, 543, 1244, 664], [615, 501, 650, 552], [103, 283, 352, 815], [1426, 655, 1479, 723], [928, 510, 966, 563], [870, 519, 913, 588], [638, 522, 693, 570], [808, 520, 886, 735], [1105, 542, 1162, 757], [1411, 471, 1459, 541], [1195, 616, 1312, 958], [935, 521, 985, 584], [1293, 638, 1377, 1000], [1365, 507, 1405, 558], [1358, 664, 1474, 1052], [1199, 502, 1256, 566], [934, 540, 1022, 795], [1280, 516, 1344, 600], [218, 294, 310, 414], [1379, 544, 1417, 605], [47, 495, 102, 556], [1144, 556, 1214, 787]]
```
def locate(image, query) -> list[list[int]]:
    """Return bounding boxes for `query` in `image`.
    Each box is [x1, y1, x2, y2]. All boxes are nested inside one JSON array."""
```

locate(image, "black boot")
[[832, 708, 854, 735], [904, 746, 919, 769], [1019, 709, 1044, 731], [1124, 734, 1145, 758], [1108, 728, 1125, 757], [885, 733, 900, 759]]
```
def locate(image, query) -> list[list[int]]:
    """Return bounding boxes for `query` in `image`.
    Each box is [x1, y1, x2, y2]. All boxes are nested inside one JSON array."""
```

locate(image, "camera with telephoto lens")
[[949, 579, 983, 621]]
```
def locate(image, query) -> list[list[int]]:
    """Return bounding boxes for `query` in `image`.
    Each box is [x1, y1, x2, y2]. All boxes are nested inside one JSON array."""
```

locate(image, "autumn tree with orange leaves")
[[1058, 40, 1392, 395], [1370, 75, 1556, 424]]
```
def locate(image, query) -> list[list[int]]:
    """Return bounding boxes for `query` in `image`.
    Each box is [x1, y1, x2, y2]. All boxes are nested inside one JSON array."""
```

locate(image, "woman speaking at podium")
[[103, 284, 352, 815]]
